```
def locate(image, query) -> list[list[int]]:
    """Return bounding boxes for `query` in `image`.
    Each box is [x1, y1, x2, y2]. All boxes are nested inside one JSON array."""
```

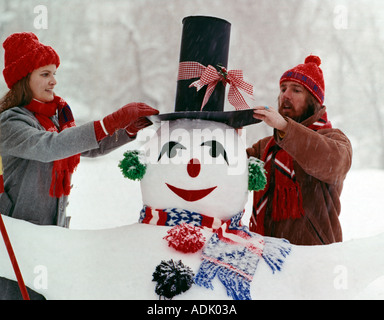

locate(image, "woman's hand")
[[102, 103, 159, 135]]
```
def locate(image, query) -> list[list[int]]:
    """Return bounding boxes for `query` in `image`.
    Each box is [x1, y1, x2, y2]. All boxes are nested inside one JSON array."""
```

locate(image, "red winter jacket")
[[246, 107, 352, 245]]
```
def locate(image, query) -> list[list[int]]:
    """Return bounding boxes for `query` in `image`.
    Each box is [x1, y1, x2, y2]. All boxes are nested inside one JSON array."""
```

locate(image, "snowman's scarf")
[[140, 206, 291, 300], [139, 206, 225, 230]]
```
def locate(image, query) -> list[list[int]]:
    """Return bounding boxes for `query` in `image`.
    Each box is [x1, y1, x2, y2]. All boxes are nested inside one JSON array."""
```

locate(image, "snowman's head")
[[140, 119, 249, 221], [119, 118, 266, 221]]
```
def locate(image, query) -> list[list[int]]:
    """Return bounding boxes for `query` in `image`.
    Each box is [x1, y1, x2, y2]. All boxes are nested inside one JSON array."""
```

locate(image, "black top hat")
[[148, 16, 260, 128]]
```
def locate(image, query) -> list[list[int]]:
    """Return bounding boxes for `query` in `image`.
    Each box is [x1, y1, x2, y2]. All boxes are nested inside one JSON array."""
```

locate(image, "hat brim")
[[147, 109, 261, 129]]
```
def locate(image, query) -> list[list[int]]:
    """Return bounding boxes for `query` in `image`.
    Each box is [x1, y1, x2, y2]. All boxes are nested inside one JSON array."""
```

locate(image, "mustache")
[[279, 99, 294, 108]]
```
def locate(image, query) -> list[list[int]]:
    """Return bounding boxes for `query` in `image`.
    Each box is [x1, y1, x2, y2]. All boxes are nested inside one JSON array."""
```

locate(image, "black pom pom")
[[152, 259, 194, 299]]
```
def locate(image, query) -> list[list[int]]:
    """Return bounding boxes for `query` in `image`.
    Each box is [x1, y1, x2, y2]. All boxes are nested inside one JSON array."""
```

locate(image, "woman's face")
[[29, 64, 57, 102]]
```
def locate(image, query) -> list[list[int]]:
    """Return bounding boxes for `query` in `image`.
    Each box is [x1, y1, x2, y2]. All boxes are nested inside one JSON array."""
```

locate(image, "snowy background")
[[1, 0, 384, 297]]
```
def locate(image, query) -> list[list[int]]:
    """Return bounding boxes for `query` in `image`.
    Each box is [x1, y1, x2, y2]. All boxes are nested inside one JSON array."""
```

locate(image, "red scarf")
[[250, 112, 332, 235], [25, 96, 80, 198]]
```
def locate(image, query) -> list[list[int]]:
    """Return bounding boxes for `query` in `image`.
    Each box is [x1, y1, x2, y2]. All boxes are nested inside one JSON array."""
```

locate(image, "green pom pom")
[[119, 150, 147, 181], [248, 157, 267, 191]]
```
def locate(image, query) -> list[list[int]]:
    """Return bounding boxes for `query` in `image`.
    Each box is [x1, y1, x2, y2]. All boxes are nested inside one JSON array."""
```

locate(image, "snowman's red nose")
[[187, 158, 201, 178]]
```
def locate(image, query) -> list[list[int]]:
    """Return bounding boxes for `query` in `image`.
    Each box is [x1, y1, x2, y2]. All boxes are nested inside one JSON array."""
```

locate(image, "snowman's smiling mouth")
[[166, 183, 217, 202]]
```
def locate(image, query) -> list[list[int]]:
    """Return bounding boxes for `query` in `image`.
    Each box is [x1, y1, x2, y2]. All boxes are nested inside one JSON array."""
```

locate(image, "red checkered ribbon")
[[178, 61, 254, 111]]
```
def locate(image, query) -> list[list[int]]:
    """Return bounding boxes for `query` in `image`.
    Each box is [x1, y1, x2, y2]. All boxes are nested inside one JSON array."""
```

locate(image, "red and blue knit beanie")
[[280, 55, 325, 104], [2, 32, 60, 89]]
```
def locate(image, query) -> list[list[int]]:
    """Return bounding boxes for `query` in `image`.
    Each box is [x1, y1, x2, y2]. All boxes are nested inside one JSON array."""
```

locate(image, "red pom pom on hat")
[[2, 32, 60, 89], [304, 55, 321, 66]]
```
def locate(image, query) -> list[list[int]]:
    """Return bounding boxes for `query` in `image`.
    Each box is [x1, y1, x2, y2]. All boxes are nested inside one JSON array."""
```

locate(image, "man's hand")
[[252, 106, 288, 132]]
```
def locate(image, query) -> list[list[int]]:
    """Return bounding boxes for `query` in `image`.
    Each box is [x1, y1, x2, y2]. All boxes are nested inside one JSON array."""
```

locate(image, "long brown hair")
[[0, 74, 33, 113]]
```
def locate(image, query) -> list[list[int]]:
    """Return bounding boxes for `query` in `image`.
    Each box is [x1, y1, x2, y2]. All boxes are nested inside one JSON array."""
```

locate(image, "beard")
[[278, 98, 314, 123]]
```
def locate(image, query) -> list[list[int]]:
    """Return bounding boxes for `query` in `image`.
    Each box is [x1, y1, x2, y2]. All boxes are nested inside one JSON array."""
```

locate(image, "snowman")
[[117, 16, 292, 300], [1, 16, 384, 301]]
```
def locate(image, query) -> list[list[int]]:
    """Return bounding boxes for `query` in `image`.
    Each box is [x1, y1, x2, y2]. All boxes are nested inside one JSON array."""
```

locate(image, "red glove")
[[125, 117, 154, 136], [102, 102, 158, 135]]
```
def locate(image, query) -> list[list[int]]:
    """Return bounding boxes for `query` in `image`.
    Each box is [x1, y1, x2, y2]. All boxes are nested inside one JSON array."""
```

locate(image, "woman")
[[0, 32, 158, 300], [0, 32, 159, 227]]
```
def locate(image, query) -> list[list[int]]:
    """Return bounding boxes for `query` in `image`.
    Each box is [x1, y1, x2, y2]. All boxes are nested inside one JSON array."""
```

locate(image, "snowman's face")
[[141, 119, 248, 221]]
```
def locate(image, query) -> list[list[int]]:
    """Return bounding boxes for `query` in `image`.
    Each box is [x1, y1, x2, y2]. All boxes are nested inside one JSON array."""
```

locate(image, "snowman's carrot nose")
[[187, 158, 201, 178]]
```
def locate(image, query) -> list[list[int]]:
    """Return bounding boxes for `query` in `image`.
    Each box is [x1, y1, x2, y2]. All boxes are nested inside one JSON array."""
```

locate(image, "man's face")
[[278, 81, 310, 122]]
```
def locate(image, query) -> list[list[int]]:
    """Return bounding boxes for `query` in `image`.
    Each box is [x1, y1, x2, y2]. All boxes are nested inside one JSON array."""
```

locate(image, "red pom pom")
[[304, 55, 321, 66], [164, 223, 206, 253]]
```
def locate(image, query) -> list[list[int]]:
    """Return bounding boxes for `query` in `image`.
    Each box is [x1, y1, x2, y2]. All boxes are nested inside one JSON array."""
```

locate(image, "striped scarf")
[[139, 206, 225, 230], [140, 205, 291, 300], [25, 96, 80, 198], [250, 112, 332, 235]]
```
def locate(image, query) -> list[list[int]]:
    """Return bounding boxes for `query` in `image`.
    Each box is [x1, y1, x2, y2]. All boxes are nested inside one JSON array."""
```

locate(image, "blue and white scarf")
[[140, 205, 291, 300]]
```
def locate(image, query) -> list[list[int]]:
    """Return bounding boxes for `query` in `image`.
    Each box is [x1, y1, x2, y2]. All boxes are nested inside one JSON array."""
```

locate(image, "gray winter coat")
[[0, 106, 134, 227]]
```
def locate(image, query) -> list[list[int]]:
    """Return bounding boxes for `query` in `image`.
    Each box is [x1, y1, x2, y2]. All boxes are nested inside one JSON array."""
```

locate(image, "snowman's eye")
[[201, 140, 229, 165], [158, 141, 186, 161]]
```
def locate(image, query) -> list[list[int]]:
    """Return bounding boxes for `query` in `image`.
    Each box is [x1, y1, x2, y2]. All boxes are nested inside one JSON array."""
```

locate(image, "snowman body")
[[0, 216, 284, 300], [1, 192, 383, 299]]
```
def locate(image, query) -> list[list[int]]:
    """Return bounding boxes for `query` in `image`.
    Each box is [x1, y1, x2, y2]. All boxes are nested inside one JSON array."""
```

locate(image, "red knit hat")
[[280, 55, 325, 104], [2, 32, 60, 89]]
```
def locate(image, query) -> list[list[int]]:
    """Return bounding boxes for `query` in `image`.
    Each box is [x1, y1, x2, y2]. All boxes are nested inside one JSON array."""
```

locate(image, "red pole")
[[0, 213, 30, 300]]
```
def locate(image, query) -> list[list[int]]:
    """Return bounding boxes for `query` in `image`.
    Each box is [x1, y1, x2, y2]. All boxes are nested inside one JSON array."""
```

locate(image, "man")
[[247, 55, 352, 245]]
